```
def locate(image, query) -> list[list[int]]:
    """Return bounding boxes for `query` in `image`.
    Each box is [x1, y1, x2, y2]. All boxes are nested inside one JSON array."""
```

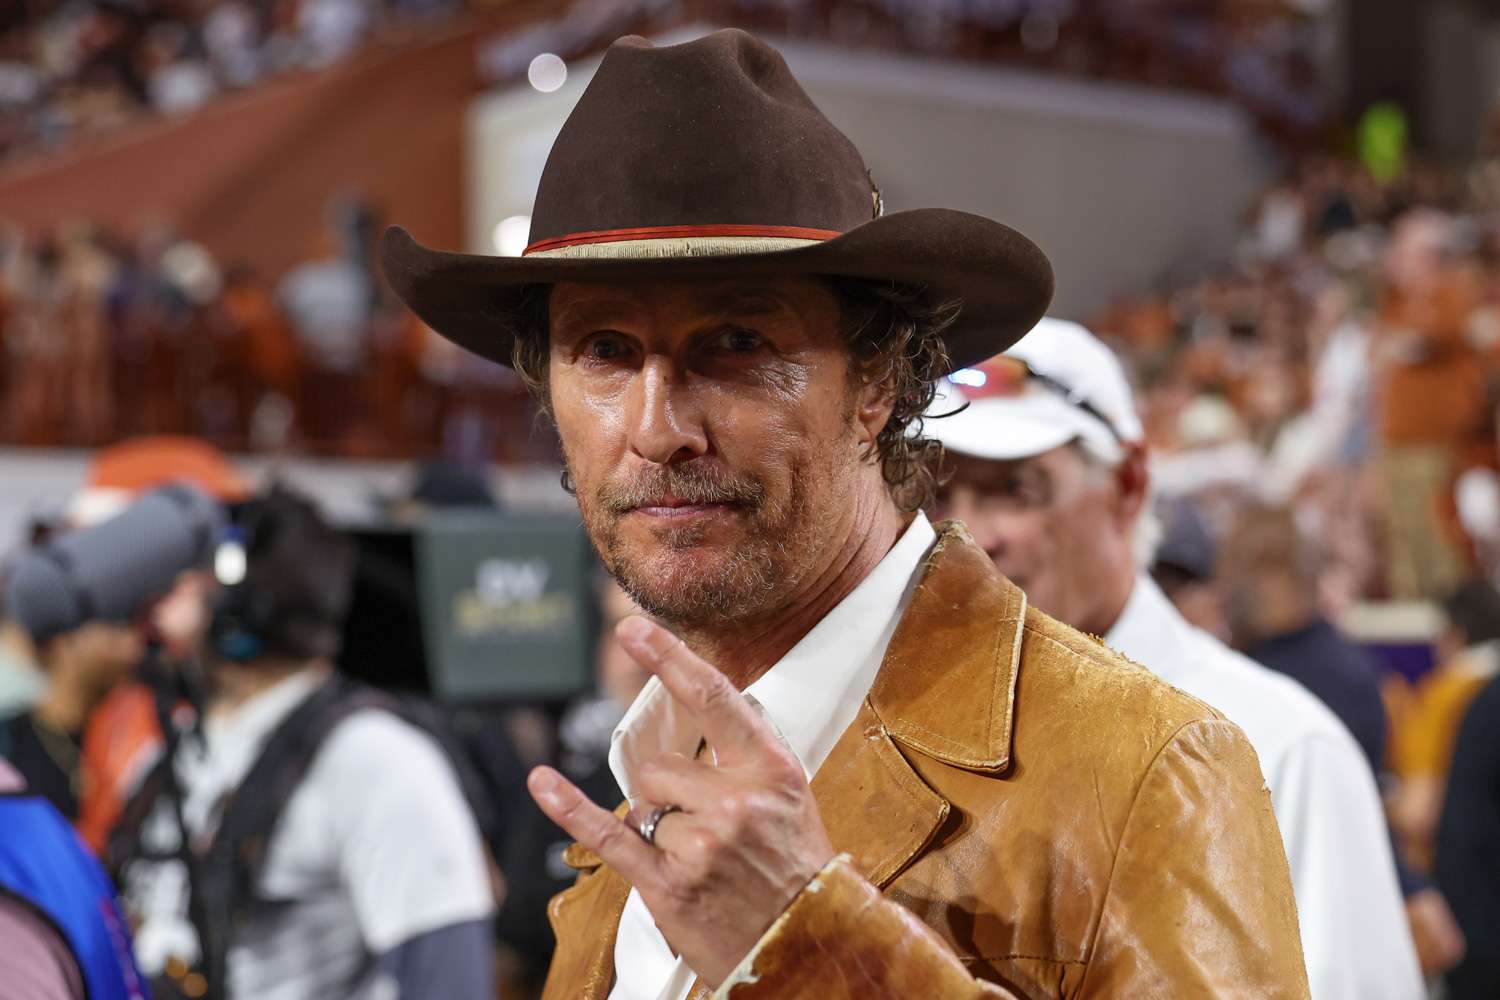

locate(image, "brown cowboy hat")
[[380, 28, 1053, 372]]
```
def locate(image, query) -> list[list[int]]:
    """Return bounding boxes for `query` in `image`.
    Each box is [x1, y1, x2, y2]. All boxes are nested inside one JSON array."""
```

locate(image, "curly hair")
[[507, 277, 961, 511]]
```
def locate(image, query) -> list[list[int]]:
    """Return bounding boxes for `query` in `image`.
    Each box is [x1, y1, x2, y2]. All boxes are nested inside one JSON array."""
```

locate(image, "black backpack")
[[109, 674, 502, 1000]]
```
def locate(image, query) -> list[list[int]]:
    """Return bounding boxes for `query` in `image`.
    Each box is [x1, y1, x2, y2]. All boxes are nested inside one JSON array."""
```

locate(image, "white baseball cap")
[[924, 317, 1144, 464]]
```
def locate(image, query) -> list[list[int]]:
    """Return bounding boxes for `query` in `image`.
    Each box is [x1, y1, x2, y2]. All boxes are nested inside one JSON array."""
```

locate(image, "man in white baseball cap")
[[927, 318, 1423, 1000]]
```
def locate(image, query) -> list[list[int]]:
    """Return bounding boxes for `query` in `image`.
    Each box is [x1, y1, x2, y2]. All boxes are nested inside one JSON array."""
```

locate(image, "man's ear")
[[1113, 444, 1151, 528], [853, 381, 897, 452]]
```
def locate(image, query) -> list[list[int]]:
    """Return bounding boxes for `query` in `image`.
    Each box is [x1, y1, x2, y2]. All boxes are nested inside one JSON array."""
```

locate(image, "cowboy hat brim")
[[380, 206, 1054, 373]]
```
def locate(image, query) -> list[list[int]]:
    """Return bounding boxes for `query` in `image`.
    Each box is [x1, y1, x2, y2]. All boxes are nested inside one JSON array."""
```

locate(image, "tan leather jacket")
[[542, 524, 1310, 999]]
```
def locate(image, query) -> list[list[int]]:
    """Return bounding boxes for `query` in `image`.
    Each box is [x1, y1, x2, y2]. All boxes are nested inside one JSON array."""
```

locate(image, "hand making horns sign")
[[527, 615, 836, 989]]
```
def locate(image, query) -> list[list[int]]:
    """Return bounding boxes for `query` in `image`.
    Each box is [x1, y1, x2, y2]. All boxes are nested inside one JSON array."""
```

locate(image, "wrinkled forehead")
[[547, 275, 840, 335]]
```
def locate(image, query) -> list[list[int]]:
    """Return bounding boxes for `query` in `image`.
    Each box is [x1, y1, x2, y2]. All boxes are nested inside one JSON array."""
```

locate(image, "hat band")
[[523, 224, 841, 259]]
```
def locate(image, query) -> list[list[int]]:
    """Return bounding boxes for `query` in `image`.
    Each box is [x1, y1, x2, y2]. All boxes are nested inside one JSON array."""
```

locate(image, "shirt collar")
[[608, 512, 937, 805], [201, 667, 328, 751], [1104, 574, 1194, 686]]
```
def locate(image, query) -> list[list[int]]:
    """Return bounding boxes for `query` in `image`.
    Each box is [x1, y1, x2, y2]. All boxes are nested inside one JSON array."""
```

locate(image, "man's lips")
[[627, 498, 739, 518]]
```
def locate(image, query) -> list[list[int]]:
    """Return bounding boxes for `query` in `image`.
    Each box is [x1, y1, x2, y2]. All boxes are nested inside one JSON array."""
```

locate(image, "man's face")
[[65, 621, 144, 701], [935, 445, 1132, 633], [151, 570, 216, 658], [547, 277, 886, 627]]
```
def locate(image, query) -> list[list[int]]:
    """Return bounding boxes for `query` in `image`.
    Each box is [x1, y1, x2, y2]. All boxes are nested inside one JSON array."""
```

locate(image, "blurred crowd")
[[707, 0, 1335, 141], [1095, 148, 1500, 608], [0, 196, 547, 464], [0, 0, 1332, 168], [0, 0, 471, 162]]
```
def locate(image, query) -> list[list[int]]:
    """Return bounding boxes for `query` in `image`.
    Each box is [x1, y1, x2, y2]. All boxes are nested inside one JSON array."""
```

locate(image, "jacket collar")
[[868, 520, 1026, 774]]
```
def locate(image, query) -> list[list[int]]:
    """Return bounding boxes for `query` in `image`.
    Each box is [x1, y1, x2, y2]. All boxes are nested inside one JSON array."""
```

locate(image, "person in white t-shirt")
[[925, 318, 1424, 1000], [117, 486, 494, 1000]]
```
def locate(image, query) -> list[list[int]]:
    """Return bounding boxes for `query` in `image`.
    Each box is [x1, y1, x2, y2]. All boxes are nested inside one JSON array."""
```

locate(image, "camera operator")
[[0, 483, 224, 822], [116, 484, 495, 1000]]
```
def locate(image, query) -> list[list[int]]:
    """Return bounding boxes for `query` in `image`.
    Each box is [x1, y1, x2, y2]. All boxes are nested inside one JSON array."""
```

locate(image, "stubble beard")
[[572, 459, 813, 629]]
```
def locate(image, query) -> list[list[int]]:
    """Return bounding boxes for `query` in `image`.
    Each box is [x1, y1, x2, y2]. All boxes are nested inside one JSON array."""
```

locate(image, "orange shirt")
[[1390, 646, 1499, 781], [76, 682, 163, 856], [1377, 270, 1491, 447]]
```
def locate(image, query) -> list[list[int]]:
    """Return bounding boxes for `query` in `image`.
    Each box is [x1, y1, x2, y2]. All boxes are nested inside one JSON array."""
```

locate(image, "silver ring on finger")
[[637, 803, 683, 847]]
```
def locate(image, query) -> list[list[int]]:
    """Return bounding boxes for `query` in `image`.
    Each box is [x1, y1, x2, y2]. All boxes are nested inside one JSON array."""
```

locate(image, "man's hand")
[[1405, 887, 1466, 977], [527, 615, 835, 988]]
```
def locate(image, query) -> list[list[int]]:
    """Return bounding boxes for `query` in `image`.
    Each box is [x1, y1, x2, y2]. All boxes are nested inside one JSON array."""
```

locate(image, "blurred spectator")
[[0, 602, 144, 821], [1435, 674, 1500, 999], [202, 2, 264, 88], [0, 758, 149, 1000], [1389, 579, 1500, 869], [115, 485, 494, 1000], [1149, 496, 1228, 641], [72, 437, 250, 856], [277, 217, 374, 449], [141, 22, 217, 115], [1374, 211, 1489, 601], [217, 265, 303, 450], [298, 0, 376, 68], [1220, 503, 1390, 773]]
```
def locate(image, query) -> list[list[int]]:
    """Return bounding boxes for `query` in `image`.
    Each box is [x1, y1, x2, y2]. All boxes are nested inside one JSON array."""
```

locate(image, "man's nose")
[[627, 356, 709, 465]]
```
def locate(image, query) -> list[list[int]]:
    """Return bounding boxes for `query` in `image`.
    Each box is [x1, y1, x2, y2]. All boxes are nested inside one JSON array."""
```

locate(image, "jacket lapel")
[[540, 827, 631, 999], [806, 521, 1027, 885], [869, 520, 1026, 773]]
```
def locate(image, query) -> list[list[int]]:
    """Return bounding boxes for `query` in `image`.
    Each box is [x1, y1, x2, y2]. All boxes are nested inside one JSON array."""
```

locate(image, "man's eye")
[[583, 335, 630, 361], [996, 474, 1032, 499], [712, 328, 765, 353]]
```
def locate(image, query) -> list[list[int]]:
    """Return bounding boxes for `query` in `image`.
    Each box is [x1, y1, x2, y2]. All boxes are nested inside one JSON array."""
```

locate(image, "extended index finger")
[[615, 615, 772, 760], [527, 765, 659, 885]]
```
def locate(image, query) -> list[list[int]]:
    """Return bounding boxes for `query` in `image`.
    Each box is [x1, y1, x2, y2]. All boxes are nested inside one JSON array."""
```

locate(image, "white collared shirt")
[[1106, 576, 1423, 1000], [606, 513, 938, 1000]]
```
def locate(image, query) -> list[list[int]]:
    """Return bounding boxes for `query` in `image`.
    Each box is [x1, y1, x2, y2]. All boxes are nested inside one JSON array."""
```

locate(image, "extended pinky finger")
[[528, 765, 659, 885]]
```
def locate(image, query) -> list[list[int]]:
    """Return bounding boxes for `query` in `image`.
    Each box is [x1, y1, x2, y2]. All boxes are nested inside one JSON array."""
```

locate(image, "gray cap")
[[6, 483, 225, 644]]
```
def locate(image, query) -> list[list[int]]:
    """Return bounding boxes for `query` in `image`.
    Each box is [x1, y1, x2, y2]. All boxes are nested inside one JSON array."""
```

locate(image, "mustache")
[[597, 464, 766, 513]]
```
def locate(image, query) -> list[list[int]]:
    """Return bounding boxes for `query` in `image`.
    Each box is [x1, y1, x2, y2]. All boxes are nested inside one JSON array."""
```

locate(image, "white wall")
[[467, 28, 1275, 319]]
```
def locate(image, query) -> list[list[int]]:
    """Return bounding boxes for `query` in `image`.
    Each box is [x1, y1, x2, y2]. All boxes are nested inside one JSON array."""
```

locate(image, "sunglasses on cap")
[[948, 355, 1126, 444]]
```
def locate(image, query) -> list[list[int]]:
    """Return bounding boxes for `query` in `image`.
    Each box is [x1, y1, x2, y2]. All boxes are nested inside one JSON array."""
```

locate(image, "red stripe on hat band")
[[523, 224, 843, 256]]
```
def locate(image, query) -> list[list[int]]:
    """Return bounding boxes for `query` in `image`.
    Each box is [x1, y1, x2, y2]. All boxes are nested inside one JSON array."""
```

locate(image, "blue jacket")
[[0, 794, 149, 1000]]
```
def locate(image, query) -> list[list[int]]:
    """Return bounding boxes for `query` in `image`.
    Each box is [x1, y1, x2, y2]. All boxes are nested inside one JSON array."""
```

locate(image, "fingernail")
[[529, 767, 558, 797]]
